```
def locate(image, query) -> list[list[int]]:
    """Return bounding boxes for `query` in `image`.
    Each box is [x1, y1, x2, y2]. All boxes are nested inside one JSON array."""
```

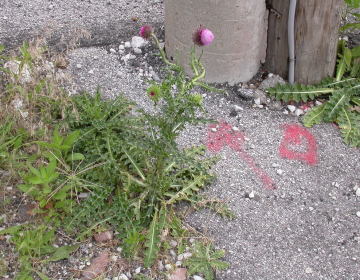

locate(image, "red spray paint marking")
[[279, 124, 317, 165], [207, 122, 275, 189]]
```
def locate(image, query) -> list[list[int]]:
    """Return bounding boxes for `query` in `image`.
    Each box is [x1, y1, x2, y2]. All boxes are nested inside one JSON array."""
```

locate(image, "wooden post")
[[265, 0, 344, 85]]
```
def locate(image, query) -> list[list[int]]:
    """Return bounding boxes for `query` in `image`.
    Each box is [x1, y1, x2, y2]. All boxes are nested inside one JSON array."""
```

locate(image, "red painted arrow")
[[279, 124, 317, 165], [207, 122, 275, 189]]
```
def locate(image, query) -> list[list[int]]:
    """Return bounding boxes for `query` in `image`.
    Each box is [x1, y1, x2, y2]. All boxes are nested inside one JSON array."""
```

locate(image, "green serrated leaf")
[[46, 159, 57, 175], [66, 152, 85, 162], [42, 244, 80, 263], [336, 54, 347, 82], [338, 107, 360, 146], [0, 225, 22, 235], [323, 89, 350, 122], [303, 104, 326, 127], [35, 270, 50, 280], [62, 130, 80, 148], [144, 210, 160, 268], [123, 148, 146, 181]]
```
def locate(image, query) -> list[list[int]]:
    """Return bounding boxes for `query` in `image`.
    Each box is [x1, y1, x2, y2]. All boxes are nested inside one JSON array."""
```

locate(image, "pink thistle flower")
[[192, 26, 214, 46], [140, 25, 154, 40]]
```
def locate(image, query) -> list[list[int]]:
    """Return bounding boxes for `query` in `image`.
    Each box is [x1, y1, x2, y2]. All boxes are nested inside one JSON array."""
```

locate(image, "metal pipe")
[[288, 0, 297, 85]]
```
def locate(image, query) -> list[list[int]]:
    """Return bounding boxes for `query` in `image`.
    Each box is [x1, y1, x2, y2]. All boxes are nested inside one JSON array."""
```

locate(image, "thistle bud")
[[140, 25, 154, 40]]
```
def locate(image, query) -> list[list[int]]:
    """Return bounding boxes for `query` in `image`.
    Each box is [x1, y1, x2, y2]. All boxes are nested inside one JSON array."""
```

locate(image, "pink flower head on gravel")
[[192, 26, 214, 46], [140, 25, 154, 40]]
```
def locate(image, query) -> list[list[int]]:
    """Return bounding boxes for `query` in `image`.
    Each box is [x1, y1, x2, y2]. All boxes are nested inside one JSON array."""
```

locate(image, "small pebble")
[[244, 137, 250, 141], [124, 42, 131, 48], [135, 267, 141, 274], [110, 48, 117, 54], [76, 64, 82, 69], [133, 48, 142, 54], [305, 267, 313, 274], [249, 191, 255, 198], [94, 56, 99, 60], [169, 249, 177, 258], [211, 128, 217, 132], [169, 240, 177, 247], [287, 105, 296, 112], [356, 188, 360, 197], [272, 163, 279, 168], [88, 69, 94, 74], [277, 169, 283, 175], [175, 261, 182, 267], [356, 212, 360, 218], [119, 45, 125, 50], [193, 276, 205, 280], [232, 127, 239, 131], [165, 264, 173, 271]]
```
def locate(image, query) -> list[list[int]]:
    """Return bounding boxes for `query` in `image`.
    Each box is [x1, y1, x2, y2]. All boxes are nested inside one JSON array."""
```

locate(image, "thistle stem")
[[151, 34, 177, 68]]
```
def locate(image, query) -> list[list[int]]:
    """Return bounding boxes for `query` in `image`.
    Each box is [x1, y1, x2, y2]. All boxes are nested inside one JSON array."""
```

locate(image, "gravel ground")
[[1, 1, 360, 280]]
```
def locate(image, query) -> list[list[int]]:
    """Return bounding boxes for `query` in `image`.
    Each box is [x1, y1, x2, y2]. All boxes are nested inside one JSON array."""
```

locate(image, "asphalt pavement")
[[1, 1, 360, 279]]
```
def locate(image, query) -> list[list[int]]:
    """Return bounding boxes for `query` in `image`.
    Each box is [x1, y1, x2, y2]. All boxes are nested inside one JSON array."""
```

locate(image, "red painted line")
[[279, 124, 317, 165], [207, 122, 275, 189]]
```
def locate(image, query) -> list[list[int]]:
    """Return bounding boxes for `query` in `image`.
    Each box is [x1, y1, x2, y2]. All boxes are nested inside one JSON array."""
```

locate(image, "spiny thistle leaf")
[[336, 53, 348, 82], [164, 175, 203, 205], [351, 57, 360, 77], [303, 104, 326, 127], [183, 242, 229, 280], [323, 89, 350, 122], [144, 210, 160, 268], [338, 107, 360, 147], [267, 83, 334, 102]]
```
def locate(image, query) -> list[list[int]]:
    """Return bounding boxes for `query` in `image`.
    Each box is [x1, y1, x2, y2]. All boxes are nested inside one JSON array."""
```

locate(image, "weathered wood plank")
[[265, 0, 344, 85]]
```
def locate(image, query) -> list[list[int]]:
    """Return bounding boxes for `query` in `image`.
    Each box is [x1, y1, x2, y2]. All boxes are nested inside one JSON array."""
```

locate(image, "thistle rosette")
[[147, 85, 162, 103], [140, 25, 154, 40], [192, 26, 214, 46]]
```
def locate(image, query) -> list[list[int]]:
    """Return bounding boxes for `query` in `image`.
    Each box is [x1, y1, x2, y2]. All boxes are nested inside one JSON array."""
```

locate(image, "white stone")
[[249, 191, 255, 198], [6, 187, 13, 191], [88, 70, 94, 74], [88, 243, 93, 248], [315, 100, 323, 106], [119, 274, 129, 280], [150, 70, 160, 81], [169, 249, 177, 258], [110, 48, 117, 54], [272, 163, 279, 168], [193, 276, 205, 280], [305, 267, 313, 274], [356, 212, 360, 218], [283, 110, 289, 115], [189, 238, 195, 243], [78, 193, 89, 199], [165, 264, 173, 271], [287, 105, 296, 112], [116, 247, 123, 253], [244, 137, 250, 141], [211, 128, 217, 132], [177, 254, 184, 261], [135, 267, 141, 274], [295, 108, 305, 116], [234, 105, 244, 111], [158, 261, 164, 271], [268, 73, 274, 78], [183, 252, 192, 259], [119, 45, 125, 50], [169, 240, 177, 247], [133, 48, 142, 54], [356, 188, 360, 197], [309, 207, 314, 211], [94, 56, 99, 60], [175, 261, 182, 267], [76, 64, 82, 69], [131, 36, 145, 48], [277, 169, 283, 175], [124, 42, 131, 48], [254, 98, 261, 105], [232, 127, 239, 131], [117, 71, 123, 77], [111, 255, 118, 262]]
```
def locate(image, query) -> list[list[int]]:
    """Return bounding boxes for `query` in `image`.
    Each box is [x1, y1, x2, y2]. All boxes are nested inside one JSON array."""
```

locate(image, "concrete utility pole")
[[164, 0, 268, 85], [265, 0, 344, 85]]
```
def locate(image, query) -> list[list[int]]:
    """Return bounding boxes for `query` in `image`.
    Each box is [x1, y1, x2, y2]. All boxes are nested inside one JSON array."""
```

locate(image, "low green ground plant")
[[0, 25, 230, 279]]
